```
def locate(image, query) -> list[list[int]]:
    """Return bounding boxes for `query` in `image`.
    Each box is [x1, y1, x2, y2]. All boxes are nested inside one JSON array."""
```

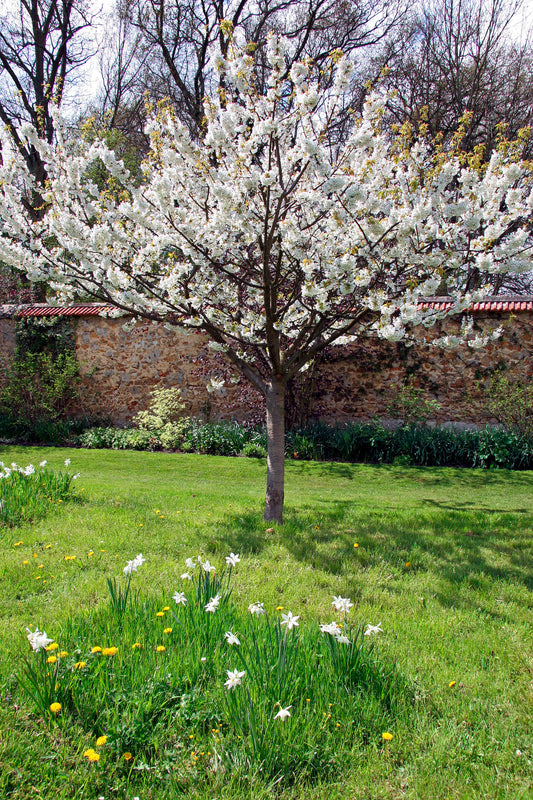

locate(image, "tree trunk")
[[264, 376, 286, 523]]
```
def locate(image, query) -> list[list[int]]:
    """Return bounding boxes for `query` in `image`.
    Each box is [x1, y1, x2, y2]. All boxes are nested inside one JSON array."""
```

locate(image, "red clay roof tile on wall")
[[0, 303, 115, 317], [2, 297, 533, 318]]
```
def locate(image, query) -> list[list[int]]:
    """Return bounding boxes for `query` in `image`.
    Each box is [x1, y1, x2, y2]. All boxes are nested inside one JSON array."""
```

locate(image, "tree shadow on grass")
[[216, 489, 533, 613], [286, 459, 533, 490]]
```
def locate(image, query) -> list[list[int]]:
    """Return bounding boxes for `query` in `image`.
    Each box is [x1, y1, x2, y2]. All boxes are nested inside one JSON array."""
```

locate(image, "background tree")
[[0, 0, 94, 193], [0, 0, 94, 301], [1, 37, 531, 522], [111, 0, 407, 137], [382, 0, 533, 153]]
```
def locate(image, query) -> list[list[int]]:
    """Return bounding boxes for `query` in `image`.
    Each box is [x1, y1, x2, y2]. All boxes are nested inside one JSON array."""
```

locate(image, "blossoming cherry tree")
[[0, 36, 532, 522]]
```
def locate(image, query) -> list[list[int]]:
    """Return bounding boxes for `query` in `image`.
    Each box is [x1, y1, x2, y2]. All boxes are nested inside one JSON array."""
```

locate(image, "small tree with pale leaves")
[[0, 36, 532, 522]]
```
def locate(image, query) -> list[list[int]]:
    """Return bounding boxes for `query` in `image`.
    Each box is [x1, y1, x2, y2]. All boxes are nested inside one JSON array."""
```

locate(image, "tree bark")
[[264, 376, 286, 523]]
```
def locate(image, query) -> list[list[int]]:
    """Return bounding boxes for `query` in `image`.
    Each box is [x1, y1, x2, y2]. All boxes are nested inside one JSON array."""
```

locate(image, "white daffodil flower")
[[335, 634, 351, 645], [274, 705, 292, 720], [225, 552, 240, 567], [123, 553, 146, 575], [364, 623, 383, 636], [205, 594, 221, 612], [320, 621, 340, 635], [224, 631, 240, 645], [173, 591, 187, 605], [332, 596, 353, 613], [26, 627, 53, 651], [224, 669, 245, 690], [248, 602, 265, 616], [281, 611, 300, 630]]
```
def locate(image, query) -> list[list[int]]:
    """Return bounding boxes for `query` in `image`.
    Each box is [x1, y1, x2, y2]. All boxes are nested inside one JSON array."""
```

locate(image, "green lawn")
[[1, 446, 532, 800]]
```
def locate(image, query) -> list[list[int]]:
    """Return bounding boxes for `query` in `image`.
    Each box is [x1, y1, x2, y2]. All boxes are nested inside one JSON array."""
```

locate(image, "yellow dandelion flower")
[[14, 541, 23, 547], [382, 732, 393, 741], [90, 646, 102, 653], [156, 611, 165, 617], [163, 627, 172, 634], [102, 647, 118, 656], [123, 752, 133, 761], [276, 606, 284, 611], [156, 645, 166, 653], [49, 702, 61, 714], [83, 748, 100, 762], [23, 560, 29, 565], [96, 735, 107, 747], [132, 642, 141, 650], [449, 681, 456, 688], [163, 606, 170, 611], [38, 564, 44, 569], [46, 655, 57, 664], [88, 551, 94, 556], [60, 651, 68, 658], [46, 643, 59, 651], [405, 561, 411, 567], [354, 542, 359, 548], [46, 544, 51, 549], [74, 661, 86, 669]]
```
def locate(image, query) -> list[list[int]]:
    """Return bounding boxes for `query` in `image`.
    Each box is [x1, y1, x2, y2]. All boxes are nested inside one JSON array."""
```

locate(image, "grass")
[[1, 445, 532, 800]]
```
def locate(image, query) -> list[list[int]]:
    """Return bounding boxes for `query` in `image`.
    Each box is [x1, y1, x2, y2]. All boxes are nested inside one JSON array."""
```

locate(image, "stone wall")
[[1, 305, 532, 426], [0, 317, 16, 373], [306, 313, 533, 426]]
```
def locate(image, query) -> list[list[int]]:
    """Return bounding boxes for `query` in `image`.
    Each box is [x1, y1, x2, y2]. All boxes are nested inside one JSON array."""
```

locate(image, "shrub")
[[484, 374, 533, 436], [386, 378, 441, 426], [0, 351, 80, 427], [77, 419, 533, 470], [133, 386, 186, 430], [241, 442, 267, 458]]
